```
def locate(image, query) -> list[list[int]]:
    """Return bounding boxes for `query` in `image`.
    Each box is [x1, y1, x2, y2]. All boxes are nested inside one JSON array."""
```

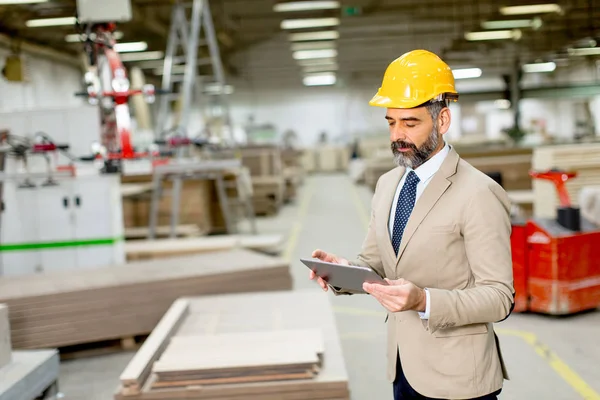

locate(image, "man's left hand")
[[363, 278, 426, 313]]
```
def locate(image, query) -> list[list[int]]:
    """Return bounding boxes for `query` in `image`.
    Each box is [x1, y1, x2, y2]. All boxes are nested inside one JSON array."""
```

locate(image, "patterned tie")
[[391, 170, 420, 256]]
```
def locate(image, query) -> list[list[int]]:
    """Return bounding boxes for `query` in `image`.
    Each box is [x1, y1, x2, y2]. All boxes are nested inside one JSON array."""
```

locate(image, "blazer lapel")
[[395, 147, 460, 264], [377, 166, 405, 261]]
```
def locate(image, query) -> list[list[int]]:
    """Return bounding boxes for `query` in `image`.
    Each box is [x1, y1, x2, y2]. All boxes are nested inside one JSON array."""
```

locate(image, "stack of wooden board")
[[125, 234, 284, 261], [239, 146, 286, 215], [532, 143, 600, 218], [0, 305, 10, 368], [0, 249, 292, 350], [115, 290, 351, 400], [150, 330, 324, 388]]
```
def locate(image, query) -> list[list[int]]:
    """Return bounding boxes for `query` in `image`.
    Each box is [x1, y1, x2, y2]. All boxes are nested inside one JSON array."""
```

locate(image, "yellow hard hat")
[[369, 49, 459, 109]]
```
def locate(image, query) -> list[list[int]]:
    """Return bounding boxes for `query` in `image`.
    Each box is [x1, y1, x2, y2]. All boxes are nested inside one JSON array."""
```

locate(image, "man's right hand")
[[309, 249, 350, 292]]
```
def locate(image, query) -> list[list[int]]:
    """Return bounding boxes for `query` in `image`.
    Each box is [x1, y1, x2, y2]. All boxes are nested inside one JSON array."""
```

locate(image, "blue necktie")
[[392, 170, 420, 256]]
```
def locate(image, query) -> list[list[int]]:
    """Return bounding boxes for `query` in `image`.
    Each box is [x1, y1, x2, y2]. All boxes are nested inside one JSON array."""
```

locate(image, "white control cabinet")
[[0, 174, 125, 276]]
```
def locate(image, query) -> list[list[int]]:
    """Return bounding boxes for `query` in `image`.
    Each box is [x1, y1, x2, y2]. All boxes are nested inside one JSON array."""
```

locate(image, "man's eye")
[[406, 124, 415, 128]]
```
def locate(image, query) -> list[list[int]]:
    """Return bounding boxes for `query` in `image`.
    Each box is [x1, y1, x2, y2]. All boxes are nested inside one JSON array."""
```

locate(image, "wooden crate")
[[115, 290, 350, 400], [0, 305, 10, 369], [0, 249, 292, 350], [532, 143, 600, 218]]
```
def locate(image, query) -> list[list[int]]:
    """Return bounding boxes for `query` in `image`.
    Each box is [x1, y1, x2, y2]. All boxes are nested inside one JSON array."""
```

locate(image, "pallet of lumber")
[[125, 234, 284, 261], [252, 176, 285, 215], [0, 249, 292, 350], [125, 224, 204, 240], [0, 350, 59, 400], [0, 305, 10, 369], [115, 289, 350, 400], [532, 143, 600, 218]]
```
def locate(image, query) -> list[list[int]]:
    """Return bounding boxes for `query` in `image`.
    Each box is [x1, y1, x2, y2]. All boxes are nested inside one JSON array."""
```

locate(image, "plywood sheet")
[[0, 349, 59, 400], [115, 290, 350, 400], [0, 305, 10, 369], [0, 250, 292, 350]]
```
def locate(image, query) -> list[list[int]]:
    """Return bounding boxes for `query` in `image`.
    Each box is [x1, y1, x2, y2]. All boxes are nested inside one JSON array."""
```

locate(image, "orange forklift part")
[[529, 170, 577, 207]]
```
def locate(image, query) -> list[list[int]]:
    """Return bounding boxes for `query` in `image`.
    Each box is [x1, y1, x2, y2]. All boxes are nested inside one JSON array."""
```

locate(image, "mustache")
[[391, 140, 417, 152]]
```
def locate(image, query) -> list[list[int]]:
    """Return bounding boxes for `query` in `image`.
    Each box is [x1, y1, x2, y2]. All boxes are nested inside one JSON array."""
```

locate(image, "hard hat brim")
[[368, 93, 427, 109]]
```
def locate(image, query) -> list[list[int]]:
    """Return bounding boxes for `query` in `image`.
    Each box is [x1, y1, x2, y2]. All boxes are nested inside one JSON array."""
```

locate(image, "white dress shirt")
[[388, 141, 450, 319]]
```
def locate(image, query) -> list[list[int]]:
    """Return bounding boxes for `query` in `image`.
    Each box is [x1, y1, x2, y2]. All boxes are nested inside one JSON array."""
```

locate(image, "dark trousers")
[[393, 352, 501, 400]]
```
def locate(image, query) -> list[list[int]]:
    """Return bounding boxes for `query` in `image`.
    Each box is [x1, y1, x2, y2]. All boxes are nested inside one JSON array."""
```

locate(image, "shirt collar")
[[407, 141, 450, 183]]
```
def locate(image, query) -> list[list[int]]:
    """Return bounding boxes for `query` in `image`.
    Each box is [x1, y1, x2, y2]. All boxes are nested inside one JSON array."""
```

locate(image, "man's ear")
[[438, 107, 452, 135]]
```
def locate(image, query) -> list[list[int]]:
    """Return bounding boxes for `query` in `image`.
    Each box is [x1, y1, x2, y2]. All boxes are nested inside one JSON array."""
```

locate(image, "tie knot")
[[406, 170, 420, 186]]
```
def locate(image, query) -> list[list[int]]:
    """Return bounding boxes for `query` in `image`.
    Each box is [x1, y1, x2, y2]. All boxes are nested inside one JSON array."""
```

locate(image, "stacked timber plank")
[[532, 142, 600, 218], [240, 146, 286, 215], [0, 249, 292, 350], [281, 148, 305, 202], [0, 305, 10, 368], [125, 234, 284, 261], [0, 305, 60, 400], [115, 290, 350, 400]]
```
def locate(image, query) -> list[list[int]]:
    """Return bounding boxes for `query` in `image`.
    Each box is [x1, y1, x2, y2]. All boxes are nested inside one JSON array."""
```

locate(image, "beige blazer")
[[338, 146, 514, 399]]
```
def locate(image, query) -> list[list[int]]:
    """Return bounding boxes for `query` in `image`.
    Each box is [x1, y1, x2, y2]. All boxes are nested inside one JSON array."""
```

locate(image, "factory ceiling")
[[0, 0, 599, 86]]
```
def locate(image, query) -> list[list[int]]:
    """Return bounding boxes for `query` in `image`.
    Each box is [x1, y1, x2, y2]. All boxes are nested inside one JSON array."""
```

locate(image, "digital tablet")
[[300, 258, 388, 293]]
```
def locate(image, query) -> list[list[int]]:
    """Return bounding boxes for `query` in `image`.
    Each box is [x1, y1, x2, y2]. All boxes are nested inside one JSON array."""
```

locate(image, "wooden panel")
[[125, 234, 284, 261], [0, 249, 292, 350], [0, 305, 10, 368], [114, 290, 350, 400]]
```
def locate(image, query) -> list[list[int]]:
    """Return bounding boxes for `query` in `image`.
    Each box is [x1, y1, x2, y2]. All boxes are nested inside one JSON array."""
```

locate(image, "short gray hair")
[[425, 101, 447, 124]]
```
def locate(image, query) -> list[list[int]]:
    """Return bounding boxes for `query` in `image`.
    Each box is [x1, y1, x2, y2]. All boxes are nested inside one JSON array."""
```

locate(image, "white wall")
[[0, 49, 83, 112]]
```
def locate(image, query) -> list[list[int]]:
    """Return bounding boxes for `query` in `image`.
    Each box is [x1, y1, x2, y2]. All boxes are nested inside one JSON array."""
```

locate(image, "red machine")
[[511, 169, 600, 315]]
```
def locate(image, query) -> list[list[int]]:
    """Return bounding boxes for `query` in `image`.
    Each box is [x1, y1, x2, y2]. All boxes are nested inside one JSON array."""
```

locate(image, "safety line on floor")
[[334, 306, 600, 399], [282, 179, 314, 262]]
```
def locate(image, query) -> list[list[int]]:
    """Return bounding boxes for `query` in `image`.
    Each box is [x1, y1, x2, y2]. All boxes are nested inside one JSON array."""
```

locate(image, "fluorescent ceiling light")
[[500, 4, 562, 15], [297, 57, 337, 66], [65, 31, 123, 43], [204, 83, 234, 95], [481, 17, 542, 30], [568, 47, 600, 56], [465, 29, 521, 41], [522, 61, 556, 73], [26, 16, 76, 27], [293, 49, 337, 60], [0, 0, 47, 4], [303, 73, 336, 86], [289, 30, 339, 41], [452, 68, 482, 79], [114, 42, 148, 52], [274, 1, 339, 12], [303, 63, 338, 73], [291, 41, 336, 51], [281, 17, 339, 30], [120, 51, 164, 62]]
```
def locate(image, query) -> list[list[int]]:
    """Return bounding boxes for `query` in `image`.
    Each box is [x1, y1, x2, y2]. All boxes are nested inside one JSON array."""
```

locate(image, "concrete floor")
[[57, 174, 600, 400]]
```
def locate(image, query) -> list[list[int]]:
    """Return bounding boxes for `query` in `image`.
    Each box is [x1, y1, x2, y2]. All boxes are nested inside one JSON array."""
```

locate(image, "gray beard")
[[392, 128, 440, 169]]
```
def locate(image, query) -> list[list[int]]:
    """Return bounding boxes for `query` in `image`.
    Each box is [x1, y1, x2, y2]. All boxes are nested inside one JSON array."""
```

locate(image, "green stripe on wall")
[[0, 237, 123, 252]]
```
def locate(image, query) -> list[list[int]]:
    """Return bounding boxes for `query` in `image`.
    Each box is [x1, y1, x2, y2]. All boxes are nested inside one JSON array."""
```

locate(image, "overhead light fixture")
[[522, 61, 556, 73], [303, 63, 338, 73], [452, 68, 482, 79], [26, 16, 76, 27], [481, 17, 542, 30], [499, 4, 562, 15], [465, 29, 522, 41], [568, 47, 600, 56], [297, 57, 337, 66], [274, 1, 339, 12], [494, 99, 511, 109], [281, 17, 339, 30], [291, 41, 336, 51], [293, 49, 337, 60], [289, 30, 339, 41], [0, 0, 47, 4], [119, 51, 165, 62], [303, 73, 336, 86], [114, 41, 148, 52], [65, 31, 124, 43]]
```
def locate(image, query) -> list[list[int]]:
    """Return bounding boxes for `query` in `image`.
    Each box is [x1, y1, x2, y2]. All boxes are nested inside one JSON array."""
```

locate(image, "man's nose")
[[390, 126, 405, 142]]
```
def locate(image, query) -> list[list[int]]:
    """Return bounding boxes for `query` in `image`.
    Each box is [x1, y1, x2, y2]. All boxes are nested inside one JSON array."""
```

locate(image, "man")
[[309, 49, 515, 400]]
